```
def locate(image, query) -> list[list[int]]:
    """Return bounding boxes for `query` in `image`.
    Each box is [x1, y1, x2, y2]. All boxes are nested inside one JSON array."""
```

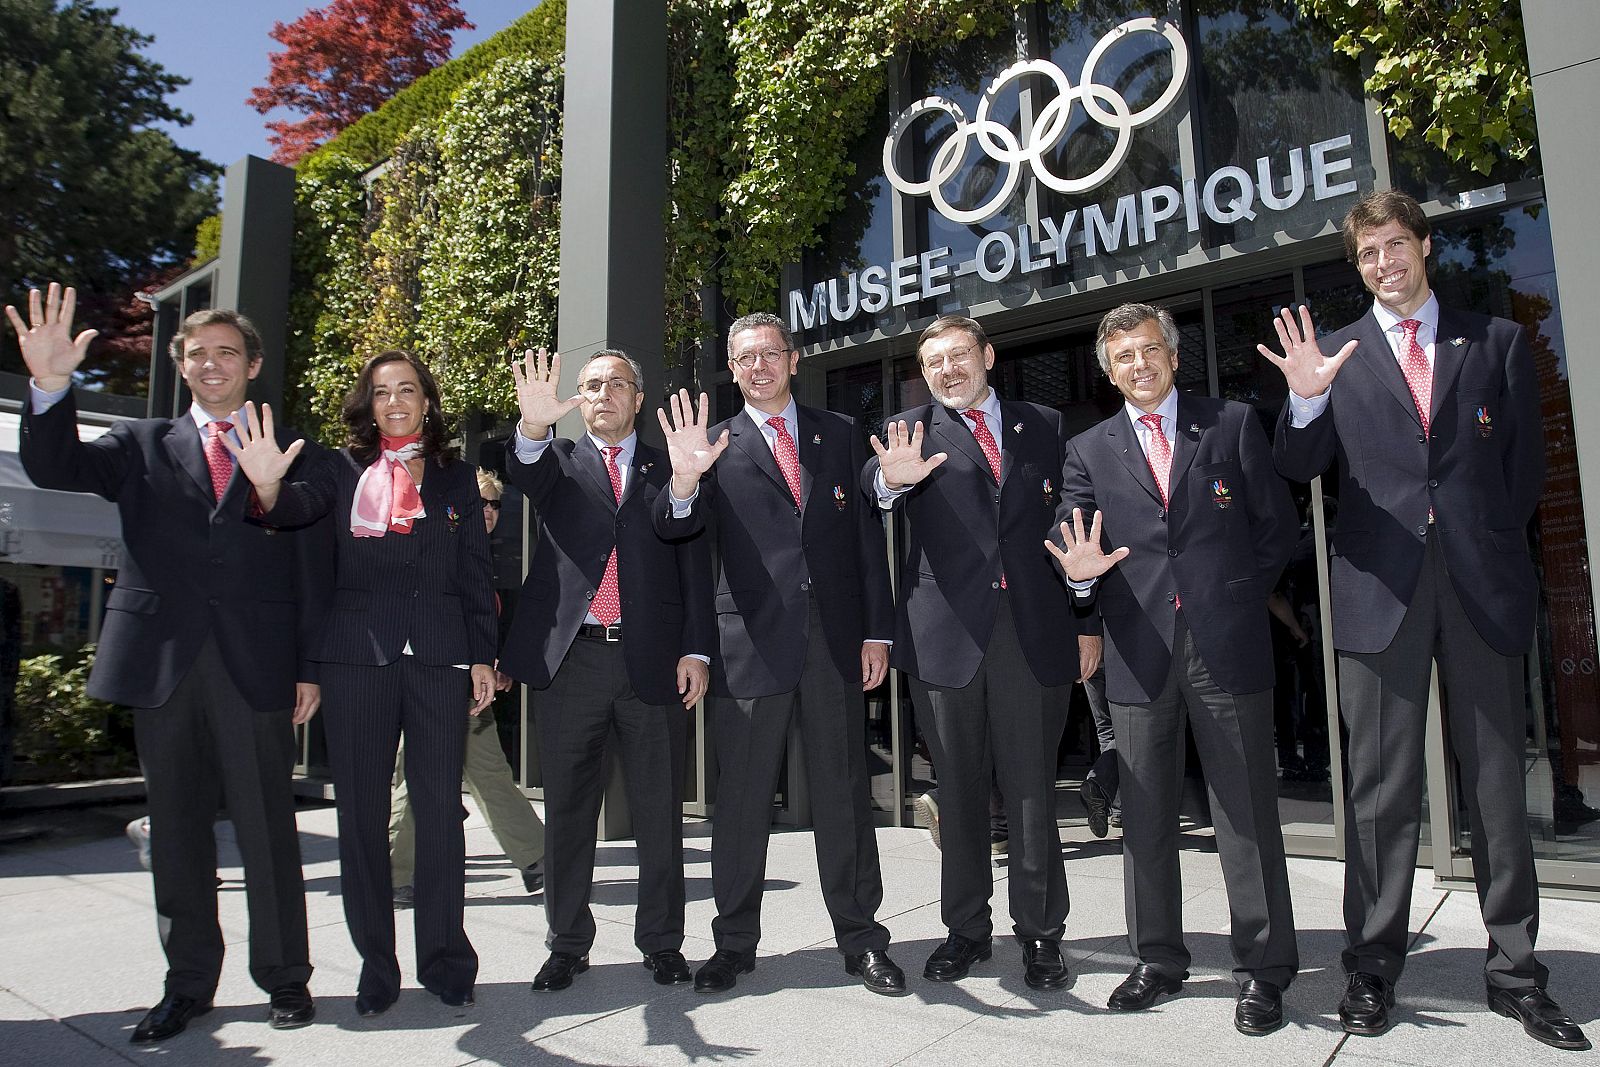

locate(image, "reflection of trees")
[[1429, 209, 1521, 317]]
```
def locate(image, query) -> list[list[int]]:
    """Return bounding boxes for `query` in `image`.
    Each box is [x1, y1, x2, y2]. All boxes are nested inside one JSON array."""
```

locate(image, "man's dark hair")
[[728, 312, 795, 354], [168, 308, 264, 365], [1341, 189, 1430, 263], [916, 313, 990, 356]]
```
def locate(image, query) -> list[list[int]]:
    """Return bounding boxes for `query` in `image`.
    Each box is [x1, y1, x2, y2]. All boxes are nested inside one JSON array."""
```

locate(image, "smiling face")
[[1354, 219, 1432, 317], [577, 354, 643, 443], [370, 359, 426, 438], [1104, 319, 1179, 413], [918, 328, 995, 411], [728, 324, 800, 413], [180, 323, 260, 417]]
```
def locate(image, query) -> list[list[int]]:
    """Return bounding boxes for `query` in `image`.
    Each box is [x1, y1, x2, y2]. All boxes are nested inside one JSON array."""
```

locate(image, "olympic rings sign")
[[883, 17, 1190, 225]]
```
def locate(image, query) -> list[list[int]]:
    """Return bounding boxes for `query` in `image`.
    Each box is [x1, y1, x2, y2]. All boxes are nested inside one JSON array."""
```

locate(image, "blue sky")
[[111, 0, 542, 169]]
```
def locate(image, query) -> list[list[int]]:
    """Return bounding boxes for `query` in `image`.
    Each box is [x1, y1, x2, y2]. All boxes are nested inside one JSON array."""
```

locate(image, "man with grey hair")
[[1047, 301, 1299, 1034], [500, 347, 713, 993], [655, 311, 904, 996]]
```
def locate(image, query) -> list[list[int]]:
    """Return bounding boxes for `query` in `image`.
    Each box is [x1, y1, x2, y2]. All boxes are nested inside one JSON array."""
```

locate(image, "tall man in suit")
[[1263, 189, 1588, 1051], [1047, 302, 1299, 1035], [654, 312, 905, 996], [500, 349, 714, 992], [10, 285, 323, 1043], [864, 313, 1100, 990]]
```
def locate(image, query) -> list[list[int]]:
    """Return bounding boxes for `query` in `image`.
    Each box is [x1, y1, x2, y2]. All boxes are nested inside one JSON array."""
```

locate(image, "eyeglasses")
[[578, 377, 638, 396], [730, 348, 791, 370], [919, 344, 979, 371], [481, 499, 502, 511]]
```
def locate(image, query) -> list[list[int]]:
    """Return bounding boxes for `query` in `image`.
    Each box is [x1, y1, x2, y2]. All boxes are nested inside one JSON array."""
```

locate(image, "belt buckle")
[[603, 624, 622, 643]]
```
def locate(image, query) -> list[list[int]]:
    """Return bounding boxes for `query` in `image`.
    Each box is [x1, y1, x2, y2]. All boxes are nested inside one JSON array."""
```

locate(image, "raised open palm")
[[512, 348, 582, 437], [223, 401, 304, 489], [1256, 304, 1358, 400], [1044, 508, 1130, 582], [4, 283, 99, 391], [657, 389, 729, 490], [869, 420, 947, 489]]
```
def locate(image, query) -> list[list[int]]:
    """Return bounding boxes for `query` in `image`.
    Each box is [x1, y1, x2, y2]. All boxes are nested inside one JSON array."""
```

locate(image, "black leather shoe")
[[694, 949, 756, 993], [130, 993, 212, 1044], [1488, 984, 1592, 1051], [844, 949, 907, 995], [437, 988, 474, 1007], [355, 991, 395, 1018], [1339, 972, 1395, 1036], [267, 983, 315, 1029], [1107, 964, 1184, 1011], [531, 951, 590, 991], [923, 933, 993, 983], [522, 862, 544, 895], [1235, 979, 1285, 1036], [1020, 939, 1070, 990], [642, 950, 692, 985], [1080, 778, 1112, 839]]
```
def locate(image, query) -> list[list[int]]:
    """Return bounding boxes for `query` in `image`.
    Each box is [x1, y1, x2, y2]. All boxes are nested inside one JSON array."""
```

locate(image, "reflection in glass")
[[1213, 274, 1295, 409]]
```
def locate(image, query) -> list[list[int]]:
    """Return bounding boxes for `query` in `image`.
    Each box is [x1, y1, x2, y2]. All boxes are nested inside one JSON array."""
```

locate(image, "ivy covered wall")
[[284, 0, 1538, 442]]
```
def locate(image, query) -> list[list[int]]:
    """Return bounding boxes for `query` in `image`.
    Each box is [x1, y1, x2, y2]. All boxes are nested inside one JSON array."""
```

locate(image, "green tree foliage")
[[0, 0, 218, 387]]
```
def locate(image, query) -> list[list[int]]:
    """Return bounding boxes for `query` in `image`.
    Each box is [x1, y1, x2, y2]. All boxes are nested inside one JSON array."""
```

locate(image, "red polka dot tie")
[[1138, 413, 1171, 504], [962, 409, 1006, 589], [205, 421, 234, 501], [590, 446, 624, 627], [1398, 319, 1432, 435], [766, 415, 803, 506]]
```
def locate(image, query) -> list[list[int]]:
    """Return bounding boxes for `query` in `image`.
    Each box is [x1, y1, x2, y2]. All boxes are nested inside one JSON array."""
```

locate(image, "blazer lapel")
[[930, 403, 991, 482], [163, 418, 218, 503], [1167, 395, 1204, 493], [1107, 411, 1162, 505], [796, 406, 821, 508], [997, 401, 1025, 485], [620, 443, 659, 509], [1429, 308, 1471, 425], [572, 437, 620, 513], [728, 415, 793, 501], [1353, 311, 1425, 428]]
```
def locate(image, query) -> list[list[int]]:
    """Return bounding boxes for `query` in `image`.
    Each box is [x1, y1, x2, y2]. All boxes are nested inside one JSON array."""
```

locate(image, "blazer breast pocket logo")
[[1041, 477, 1054, 504], [1476, 406, 1493, 438], [445, 504, 461, 531], [1211, 477, 1233, 509], [833, 484, 847, 510]]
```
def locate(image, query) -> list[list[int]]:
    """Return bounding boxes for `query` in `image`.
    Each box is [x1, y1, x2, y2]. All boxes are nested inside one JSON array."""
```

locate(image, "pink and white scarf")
[[351, 435, 426, 537]]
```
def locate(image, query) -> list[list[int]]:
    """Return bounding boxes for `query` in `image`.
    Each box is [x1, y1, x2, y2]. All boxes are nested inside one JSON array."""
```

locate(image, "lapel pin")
[[813, 434, 822, 444], [1012, 422, 1023, 434], [1451, 336, 1467, 347], [1188, 422, 1200, 434], [639, 460, 653, 474]]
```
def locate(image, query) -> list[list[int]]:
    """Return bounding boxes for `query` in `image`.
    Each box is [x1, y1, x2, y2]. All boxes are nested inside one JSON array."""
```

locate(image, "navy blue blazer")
[[652, 405, 894, 700], [1058, 394, 1297, 703], [500, 437, 714, 707], [863, 398, 1087, 689], [20, 393, 331, 712], [266, 449, 497, 668], [1274, 305, 1544, 656]]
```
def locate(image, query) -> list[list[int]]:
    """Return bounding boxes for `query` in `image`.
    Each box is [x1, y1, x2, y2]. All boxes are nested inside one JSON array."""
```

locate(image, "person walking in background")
[[13, 285, 324, 1043], [390, 468, 546, 907], [1263, 189, 1588, 1051], [225, 351, 496, 1018]]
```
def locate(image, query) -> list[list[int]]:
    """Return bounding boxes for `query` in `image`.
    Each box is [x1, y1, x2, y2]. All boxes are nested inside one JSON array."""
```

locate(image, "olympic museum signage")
[[787, 18, 1364, 333]]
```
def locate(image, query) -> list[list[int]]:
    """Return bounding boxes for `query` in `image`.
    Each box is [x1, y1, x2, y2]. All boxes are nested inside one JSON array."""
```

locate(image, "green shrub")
[[12, 645, 137, 783]]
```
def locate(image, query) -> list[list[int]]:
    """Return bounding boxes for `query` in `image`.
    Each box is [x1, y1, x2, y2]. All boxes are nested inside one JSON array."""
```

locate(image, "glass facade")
[[744, 0, 1600, 890]]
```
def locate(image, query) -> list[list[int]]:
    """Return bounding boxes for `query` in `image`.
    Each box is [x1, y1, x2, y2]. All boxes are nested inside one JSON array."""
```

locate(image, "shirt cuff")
[[29, 380, 70, 414], [1067, 577, 1096, 597], [512, 424, 554, 461], [669, 485, 699, 517], [875, 469, 911, 509], [686, 653, 711, 665], [864, 638, 893, 647], [1287, 388, 1330, 428]]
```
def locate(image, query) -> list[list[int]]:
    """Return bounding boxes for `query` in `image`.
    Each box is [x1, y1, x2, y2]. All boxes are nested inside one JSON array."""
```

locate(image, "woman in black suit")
[[226, 350, 496, 1016]]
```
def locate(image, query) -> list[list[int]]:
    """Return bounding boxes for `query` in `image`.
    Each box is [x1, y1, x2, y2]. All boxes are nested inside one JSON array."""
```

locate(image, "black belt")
[[576, 623, 623, 642]]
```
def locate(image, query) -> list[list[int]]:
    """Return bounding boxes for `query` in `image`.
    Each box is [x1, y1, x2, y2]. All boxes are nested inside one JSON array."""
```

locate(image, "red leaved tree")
[[247, 0, 473, 164]]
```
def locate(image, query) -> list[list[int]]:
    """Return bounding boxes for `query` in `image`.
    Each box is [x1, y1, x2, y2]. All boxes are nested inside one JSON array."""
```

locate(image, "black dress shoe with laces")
[[844, 949, 907, 995], [267, 983, 315, 1029], [1338, 972, 1395, 1036], [1488, 984, 1592, 1051], [522, 862, 544, 895], [1080, 778, 1113, 839], [923, 933, 993, 982], [531, 951, 590, 991], [1107, 964, 1184, 1011], [1021, 938, 1070, 990], [694, 949, 756, 993], [130, 993, 212, 1044], [1235, 979, 1285, 1036], [355, 991, 396, 1017], [437, 987, 474, 1007], [642, 950, 692, 985]]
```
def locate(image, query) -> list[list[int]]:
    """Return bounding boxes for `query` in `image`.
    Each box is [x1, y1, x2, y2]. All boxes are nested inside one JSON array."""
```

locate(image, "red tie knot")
[[1139, 413, 1162, 435]]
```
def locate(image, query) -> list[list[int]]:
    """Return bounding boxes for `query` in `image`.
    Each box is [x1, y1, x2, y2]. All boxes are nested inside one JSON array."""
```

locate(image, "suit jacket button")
[[208, 597, 218, 606], [1417, 525, 1427, 536], [993, 494, 1000, 504], [800, 581, 810, 592], [1167, 593, 1176, 603], [1428, 479, 1439, 488], [411, 590, 419, 598], [587, 591, 596, 600], [213, 516, 225, 525], [1416, 433, 1426, 444], [1167, 548, 1178, 557], [991, 581, 1000, 590]]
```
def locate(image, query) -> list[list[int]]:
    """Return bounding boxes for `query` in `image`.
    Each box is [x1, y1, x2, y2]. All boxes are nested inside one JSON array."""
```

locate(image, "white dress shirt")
[[1288, 293, 1441, 427]]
